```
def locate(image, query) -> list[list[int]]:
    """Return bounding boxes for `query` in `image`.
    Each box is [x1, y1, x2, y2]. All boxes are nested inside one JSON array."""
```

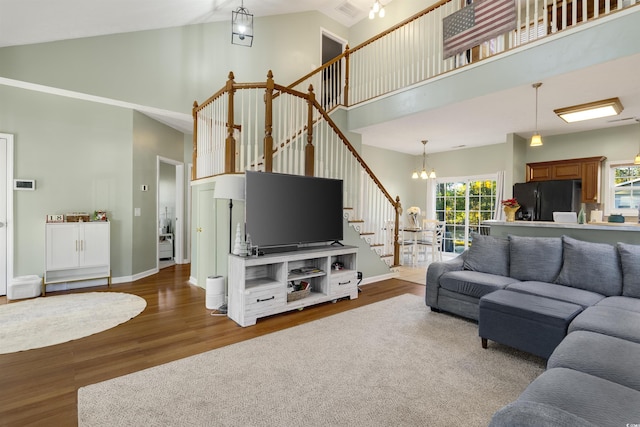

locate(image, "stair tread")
[[348, 220, 365, 223]]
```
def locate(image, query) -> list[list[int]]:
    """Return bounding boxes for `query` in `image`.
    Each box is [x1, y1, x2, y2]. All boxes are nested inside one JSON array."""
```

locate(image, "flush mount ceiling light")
[[554, 97, 623, 123], [369, 1, 385, 19], [531, 82, 543, 147], [231, 0, 253, 47], [412, 140, 436, 180]]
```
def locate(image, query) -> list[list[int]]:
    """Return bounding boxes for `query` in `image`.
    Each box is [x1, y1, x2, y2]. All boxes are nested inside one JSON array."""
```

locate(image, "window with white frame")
[[605, 160, 640, 215]]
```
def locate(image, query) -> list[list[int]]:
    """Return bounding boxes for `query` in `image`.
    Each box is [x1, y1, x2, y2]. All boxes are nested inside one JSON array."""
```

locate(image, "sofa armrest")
[[489, 401, 599, 427], [425, 251, 466, 308]]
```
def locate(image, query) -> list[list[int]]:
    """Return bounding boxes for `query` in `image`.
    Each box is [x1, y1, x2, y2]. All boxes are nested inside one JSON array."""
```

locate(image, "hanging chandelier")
[[369, 1, 385, 19], [412, 140, 436, 179], [231, 0, 253, 47], [530, 82, 543, 147]]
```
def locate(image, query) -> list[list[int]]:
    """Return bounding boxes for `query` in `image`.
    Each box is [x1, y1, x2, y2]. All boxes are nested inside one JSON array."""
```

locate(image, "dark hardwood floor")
[[0, 264, 424, 427]]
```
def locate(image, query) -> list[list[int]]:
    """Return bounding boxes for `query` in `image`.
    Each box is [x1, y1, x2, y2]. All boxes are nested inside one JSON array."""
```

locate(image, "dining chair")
[[416, 219, 445, 262]]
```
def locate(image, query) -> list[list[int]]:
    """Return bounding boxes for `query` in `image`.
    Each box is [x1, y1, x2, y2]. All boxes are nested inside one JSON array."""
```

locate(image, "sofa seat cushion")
[[555, 236, 622, 296], [463, 233, 510, 277], [440, 270, 517, 299], [568, 305, 640, 344], [505, 281, 604, 308], [508, 235, 563, 283], [595, 296, 640, 313], [548, 331, 640, 392], [517, 368, 640, 427], [617, 242, 640, 298]]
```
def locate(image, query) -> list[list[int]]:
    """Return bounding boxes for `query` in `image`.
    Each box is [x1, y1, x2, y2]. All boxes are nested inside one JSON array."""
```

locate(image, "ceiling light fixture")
[[412, 140, 436, 180], [231, 0, 253, 47], [554, 97, 623, 123], [531, 82, 543, 147], [369, 1, 385, 19]]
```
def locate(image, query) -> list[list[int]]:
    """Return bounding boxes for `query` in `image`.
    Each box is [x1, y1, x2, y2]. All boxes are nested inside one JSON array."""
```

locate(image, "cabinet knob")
[[197, 227, 203, 232]]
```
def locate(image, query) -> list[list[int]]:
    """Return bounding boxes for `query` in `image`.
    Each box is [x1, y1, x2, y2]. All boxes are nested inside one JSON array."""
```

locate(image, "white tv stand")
[[228, 245, 358, 327]]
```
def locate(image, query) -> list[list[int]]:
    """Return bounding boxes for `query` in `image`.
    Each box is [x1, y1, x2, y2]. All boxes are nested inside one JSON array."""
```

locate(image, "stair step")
[[348, 220, 364, 223], [370, 243, 384, 247], [343, 207, 354, 210], [360, 232, 375, 236]]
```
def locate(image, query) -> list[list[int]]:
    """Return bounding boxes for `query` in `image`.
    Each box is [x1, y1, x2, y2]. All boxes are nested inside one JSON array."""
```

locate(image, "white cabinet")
[[44, 222, 111, 293], [228, 245, 358, 327], [159, 233, 173, 260]]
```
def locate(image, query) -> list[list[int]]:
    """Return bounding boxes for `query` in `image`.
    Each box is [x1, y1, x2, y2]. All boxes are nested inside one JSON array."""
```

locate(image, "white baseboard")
[[360, 271, 399, 285], [111, 268, 158, 285]]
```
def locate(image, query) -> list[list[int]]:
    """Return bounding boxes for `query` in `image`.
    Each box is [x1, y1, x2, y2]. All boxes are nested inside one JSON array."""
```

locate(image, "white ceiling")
[[1, 0, 639, 156]]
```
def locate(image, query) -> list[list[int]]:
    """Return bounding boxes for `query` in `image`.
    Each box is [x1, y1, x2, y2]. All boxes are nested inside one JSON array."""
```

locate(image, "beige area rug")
[[0, 292, 146, 354], [78, 294, 544, 427]]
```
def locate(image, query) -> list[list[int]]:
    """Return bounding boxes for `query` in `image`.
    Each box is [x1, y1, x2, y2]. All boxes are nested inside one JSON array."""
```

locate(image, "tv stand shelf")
[[228, 245, 358, 327]]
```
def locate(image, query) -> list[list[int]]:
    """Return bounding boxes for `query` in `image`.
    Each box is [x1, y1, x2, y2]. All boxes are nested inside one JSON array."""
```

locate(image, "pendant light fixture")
[[412, 140, 436, 179], [231, 0, 253, 47], [369, 1, 385, 19], [530, 82, 543, 147]]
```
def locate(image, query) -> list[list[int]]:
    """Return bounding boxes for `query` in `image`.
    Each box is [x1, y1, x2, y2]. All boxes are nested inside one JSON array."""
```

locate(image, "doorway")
[[0, 133, 13, 296], [157, 156, 185, 270], [321, 29, 347, 110]]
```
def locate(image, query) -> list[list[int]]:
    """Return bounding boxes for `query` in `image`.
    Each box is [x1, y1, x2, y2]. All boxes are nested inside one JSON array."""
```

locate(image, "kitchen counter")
[[483, 220, 640, 245]]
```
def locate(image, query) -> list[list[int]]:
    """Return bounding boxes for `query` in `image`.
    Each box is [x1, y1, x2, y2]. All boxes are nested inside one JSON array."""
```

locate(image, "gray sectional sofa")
[[425, 233, 640, 426]]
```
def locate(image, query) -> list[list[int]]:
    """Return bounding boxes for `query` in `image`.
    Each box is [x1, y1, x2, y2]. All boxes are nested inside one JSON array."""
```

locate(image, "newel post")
[[264, 70, 275, 173], [192, 101, 199, 181], [225, 72, 236, 174], [344, 44, 350, 107], [305, 84, 315, 177], [394, 196, 402, 266]]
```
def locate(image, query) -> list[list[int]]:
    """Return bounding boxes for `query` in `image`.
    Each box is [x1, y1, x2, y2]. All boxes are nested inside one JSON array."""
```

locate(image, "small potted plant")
[[501, 198, 520, 222]]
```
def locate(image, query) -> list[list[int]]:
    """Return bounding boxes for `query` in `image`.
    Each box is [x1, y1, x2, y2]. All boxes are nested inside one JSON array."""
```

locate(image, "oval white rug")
[[0, 292, 147, 354]]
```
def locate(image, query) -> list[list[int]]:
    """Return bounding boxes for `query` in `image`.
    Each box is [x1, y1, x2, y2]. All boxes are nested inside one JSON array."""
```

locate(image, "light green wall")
[[0, 12, 348, 114], [132, 112, 185, 274], [0, 85, 134, 277]]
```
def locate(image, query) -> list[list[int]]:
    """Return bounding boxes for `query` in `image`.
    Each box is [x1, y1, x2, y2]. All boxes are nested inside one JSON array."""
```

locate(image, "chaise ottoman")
[[479, 290, 583, 359]]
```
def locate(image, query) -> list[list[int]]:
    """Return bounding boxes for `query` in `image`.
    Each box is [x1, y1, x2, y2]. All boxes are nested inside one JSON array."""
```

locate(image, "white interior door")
[[0, 133, 14, 296]]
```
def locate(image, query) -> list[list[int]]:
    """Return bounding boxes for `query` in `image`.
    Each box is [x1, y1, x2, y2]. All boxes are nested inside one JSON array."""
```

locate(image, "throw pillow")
[[555, 236, 622, 296], [463, 232, 509, 277], [617, 242, 640, 298], [509, 235, 563, 282]]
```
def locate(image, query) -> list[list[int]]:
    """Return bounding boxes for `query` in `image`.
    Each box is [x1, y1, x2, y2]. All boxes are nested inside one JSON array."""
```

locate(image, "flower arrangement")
[[407, 206, 422, 215], [501, 198, 519, 208]]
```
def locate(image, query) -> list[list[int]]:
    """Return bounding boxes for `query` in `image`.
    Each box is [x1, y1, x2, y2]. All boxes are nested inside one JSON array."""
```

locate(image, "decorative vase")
[[503, 206, 519, 222]]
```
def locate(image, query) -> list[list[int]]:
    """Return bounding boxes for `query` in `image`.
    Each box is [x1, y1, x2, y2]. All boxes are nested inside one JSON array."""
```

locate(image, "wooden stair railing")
[[193, 71, 402, 266]]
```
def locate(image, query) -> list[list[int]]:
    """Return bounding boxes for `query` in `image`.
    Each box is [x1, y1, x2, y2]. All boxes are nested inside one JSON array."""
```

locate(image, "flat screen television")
[[245, 171, 344, 249]]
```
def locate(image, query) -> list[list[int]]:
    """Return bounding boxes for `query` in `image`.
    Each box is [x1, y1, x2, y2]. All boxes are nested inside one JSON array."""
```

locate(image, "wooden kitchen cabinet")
[[526, 156, 606, 203]]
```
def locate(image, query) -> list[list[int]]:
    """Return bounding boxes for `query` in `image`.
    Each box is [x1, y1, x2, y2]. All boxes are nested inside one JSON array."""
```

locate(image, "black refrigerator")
[[513, 180, 582, 221]]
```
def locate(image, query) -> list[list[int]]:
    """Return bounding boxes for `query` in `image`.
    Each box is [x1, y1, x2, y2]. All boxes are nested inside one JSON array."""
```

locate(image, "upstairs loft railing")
[[193, 71, 402, 265], [288, 0, 638, 108]]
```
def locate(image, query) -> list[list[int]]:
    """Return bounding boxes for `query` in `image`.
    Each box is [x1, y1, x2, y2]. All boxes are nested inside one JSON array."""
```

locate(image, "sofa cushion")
[[568, 305, 640, 344], [440, 270, 517, 299], [463, 233, 509, 277], [508, 235, 563, 283], [489, 400, 599, 427], [616, 242, 640, 298], [548, 331, 640, 392], [555, 236, 622, 296], [505, 281, 604, 308], [596, 296, 640, 313], [517, 368, 640, 427]]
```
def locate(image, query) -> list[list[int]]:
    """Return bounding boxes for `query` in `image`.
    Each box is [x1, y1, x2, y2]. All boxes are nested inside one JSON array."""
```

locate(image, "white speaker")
[[206, 276, 225, 309]]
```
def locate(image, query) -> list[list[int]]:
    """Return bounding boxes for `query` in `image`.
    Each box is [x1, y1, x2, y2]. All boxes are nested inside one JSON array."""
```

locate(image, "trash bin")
[[206, 276, 225, 310], [8, 275, 42, 300]]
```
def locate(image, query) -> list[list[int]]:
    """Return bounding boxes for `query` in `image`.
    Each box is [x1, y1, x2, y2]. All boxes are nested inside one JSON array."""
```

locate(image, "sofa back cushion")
[[555, 236, 622, 296], [509, 235, 563, 282], [616, 242, 640, 298], [463, 233, 509, 277]]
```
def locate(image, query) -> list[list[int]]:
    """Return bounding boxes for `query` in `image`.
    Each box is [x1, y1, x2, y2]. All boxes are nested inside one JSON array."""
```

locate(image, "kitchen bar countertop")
[[483, 220, 640, 245]]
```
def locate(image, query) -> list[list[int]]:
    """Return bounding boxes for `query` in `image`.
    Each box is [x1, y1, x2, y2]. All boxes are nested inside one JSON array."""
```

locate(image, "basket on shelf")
[[287, 288, 310, 302]]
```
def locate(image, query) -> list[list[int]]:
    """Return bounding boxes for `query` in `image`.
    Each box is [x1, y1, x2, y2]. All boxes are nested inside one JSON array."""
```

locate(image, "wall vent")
[[336, 1, 362, 18]]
